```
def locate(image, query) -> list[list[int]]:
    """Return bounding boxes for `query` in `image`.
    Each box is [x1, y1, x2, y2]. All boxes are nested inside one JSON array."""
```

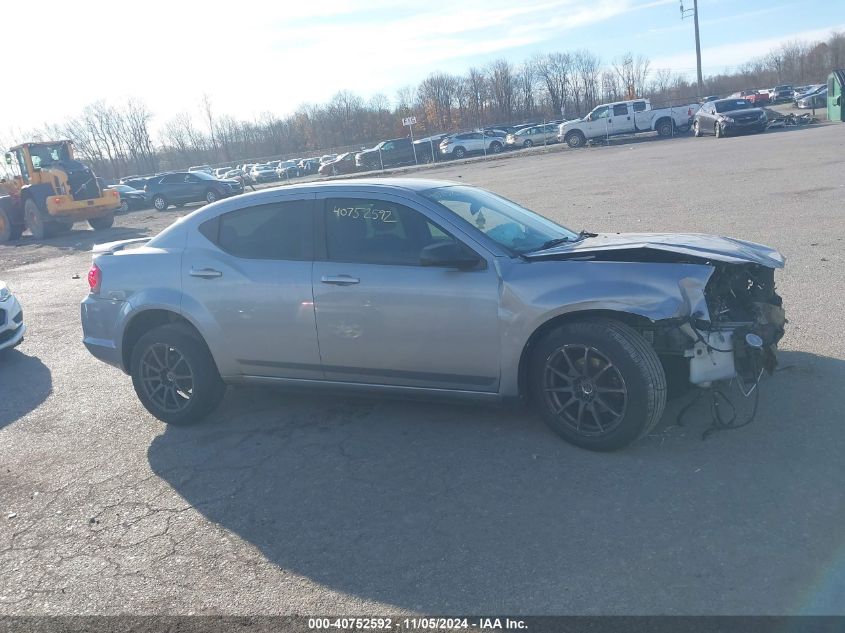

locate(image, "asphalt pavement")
[[1, 123, 844, 615]]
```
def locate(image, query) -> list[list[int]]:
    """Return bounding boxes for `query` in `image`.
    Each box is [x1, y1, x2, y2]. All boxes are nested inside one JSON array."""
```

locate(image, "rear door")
[[311, 191, 501, 391], [181, 194, 322, 379]]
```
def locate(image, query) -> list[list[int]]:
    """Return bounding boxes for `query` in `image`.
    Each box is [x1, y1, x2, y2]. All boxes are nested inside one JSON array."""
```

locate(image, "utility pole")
[[681, 0, 703, 94]]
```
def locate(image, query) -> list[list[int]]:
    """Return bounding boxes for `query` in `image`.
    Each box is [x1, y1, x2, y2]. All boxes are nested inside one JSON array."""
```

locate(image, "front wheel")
[[489, 141, 503, 154], [118, 200, 130, 213], [205, 189, 218, 204], [130, 324, 226, 426], [565, 131, 586, 148], [0, 208, 23, 243], [715, 123, 724, 138], [152, 194, 168, 211], [693, 120, 702, 137], [88, 213, 114, 231], [523, 139, 534, 148], [530, 319, 667, 451], [454, 147, 466, 159]]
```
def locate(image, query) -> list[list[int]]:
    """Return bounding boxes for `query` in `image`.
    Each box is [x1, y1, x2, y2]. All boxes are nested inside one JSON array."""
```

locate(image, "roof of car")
[[235, 178, 461, 200]]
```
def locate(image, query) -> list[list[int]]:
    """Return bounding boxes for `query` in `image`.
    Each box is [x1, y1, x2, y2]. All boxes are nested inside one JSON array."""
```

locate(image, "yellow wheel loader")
[[0, 140, 120, 242]]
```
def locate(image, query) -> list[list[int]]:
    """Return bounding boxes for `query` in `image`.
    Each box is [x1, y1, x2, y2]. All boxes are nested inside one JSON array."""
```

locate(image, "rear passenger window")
[[632, 101, 647, 112], [204, 200, 312, 260]]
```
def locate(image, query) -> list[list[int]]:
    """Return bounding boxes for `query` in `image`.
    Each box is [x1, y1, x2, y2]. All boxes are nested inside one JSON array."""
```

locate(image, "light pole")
[[680, 0, 703, 95]]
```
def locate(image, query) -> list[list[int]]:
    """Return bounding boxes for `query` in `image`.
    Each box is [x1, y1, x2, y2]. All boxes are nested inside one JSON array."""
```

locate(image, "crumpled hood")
[[524, 232, 785, 268]]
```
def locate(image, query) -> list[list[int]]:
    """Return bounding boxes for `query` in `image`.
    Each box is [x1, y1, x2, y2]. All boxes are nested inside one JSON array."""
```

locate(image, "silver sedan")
[[81, 179, 785, 451]]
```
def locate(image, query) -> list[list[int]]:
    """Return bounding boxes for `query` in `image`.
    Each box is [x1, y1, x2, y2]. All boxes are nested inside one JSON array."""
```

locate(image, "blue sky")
[[2, 0, 843, 135]]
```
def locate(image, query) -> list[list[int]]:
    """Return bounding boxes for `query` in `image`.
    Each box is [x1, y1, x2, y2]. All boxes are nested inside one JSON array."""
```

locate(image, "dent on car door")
[[182, 195, 322, 379], [312, 194, 501, 391]]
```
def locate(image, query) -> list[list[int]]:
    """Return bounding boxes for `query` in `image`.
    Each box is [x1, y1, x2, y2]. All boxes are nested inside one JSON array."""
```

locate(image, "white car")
[[0, 281, 25, 352], [439, 132, 505, 159]]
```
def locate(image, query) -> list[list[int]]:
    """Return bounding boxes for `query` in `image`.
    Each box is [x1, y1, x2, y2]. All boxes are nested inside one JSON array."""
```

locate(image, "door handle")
[[321, 275, 360, 285], [190, 267, 223, 279]]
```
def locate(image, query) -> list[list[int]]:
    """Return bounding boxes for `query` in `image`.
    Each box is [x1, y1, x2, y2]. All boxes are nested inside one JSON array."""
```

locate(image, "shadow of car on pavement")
[[0, 349, 52, 429], [147, 350, 845, 614]]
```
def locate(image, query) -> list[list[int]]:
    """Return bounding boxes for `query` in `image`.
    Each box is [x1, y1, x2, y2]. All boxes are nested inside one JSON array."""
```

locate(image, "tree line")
[[3, 31, 842, 180]]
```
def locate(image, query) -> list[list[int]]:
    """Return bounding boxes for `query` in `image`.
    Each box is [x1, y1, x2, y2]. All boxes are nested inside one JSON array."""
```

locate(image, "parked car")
[[728, 90, 770, 105], [144, 171, 243, 210], [792, 84, 823, 100], [693, 98, 768, 138], [768, 85, 793, 103], [298, 158, 320, 175], [250, 164, 278, 183], [213, 168, 231, 179], [80, 179, 786, 452], [107, 184, 148, 213], [796, 88, 827, 109], [413, 134, 450, 163], [319, 154, 338, 165], [318, 152, 357, 176], [119, 176, 151, 190], [188, 165, 213, 175], [505, 124, 560, 149], [557, 98, 697, 148], [0, 280, 25, 352], [275, 160, 300, 179], [356, 138, 417, 170], [439, 132, 505, 159]]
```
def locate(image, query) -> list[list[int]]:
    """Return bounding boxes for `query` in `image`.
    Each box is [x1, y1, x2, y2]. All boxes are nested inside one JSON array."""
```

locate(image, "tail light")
[[88, 263, 102, 294]]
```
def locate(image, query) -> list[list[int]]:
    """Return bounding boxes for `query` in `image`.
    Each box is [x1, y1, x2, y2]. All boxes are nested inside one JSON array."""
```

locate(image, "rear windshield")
[[715, 100, 752, 113]]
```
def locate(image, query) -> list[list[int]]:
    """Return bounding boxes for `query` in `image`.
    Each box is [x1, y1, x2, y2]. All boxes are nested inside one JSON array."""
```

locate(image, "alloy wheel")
[[139, 343, 195, 413], [543, 344, 628, 437]]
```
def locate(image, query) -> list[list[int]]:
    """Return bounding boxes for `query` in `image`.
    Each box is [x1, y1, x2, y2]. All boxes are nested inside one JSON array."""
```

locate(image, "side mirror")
[[4, 153, 11, 165], [420, 241, 483, 270]]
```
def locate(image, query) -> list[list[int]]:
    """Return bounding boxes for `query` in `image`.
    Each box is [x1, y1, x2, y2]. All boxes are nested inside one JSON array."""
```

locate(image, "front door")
[[584, 105, 610, 139], [312, 193, 501, 392], [181, 195, 322, 379]]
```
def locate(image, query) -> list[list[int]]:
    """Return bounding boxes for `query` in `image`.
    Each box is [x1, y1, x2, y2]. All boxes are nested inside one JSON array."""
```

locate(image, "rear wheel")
[[88, 213, 114, 231], [656, 119, 674, 137], [530, 319, 667, 451], [130, 324, 226, 426], [565, 131, 586, 148], [152, 194, 168, 211]]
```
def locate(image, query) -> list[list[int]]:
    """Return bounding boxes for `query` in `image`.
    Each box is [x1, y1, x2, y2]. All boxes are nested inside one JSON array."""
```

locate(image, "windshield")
[[420, 185, 578, 254], [30, 143, 71, 168], [715, 100, 752, 113]]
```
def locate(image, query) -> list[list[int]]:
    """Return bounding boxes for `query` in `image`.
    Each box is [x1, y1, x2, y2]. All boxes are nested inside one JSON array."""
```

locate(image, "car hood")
[[524, 232, 785, 268]]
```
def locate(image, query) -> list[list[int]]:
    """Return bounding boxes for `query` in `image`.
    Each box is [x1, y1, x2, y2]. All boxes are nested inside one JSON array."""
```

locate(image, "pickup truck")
[[557, 99, 697, 148]]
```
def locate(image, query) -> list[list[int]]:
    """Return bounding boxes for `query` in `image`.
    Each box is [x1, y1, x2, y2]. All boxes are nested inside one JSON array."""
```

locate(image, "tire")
[[565, 131, 586, 148], [529, 319, 667, 452], [24, 198, 46, 239], [454, 147, 466, 159], [523, 139, 534, 148], [205, 189, 218, 204], [118, 200, 130, 214], [130, 324, 226, 426], [715, 123, 723, 138], [152, 194, 168, 211], [0, 208, 22, 243], [88, 213, 114, 231], [489, 141, 503, 153], [656, 119, 674, 137], [693, 120, 702, 137]]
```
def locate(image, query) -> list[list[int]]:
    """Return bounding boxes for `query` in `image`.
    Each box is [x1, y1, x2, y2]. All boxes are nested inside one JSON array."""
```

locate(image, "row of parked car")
[[108, 81, 822, 210]]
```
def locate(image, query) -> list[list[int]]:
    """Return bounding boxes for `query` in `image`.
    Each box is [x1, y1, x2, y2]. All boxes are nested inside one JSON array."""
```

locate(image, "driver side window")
[[324, 198, 457, 266], [591, 106, 609, 120]]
